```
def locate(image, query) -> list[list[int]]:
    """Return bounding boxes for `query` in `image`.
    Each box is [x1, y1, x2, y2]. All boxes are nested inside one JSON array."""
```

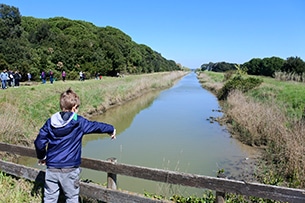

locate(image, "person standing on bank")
[[62, 70, 66, 82], [0, 69, 8, 89], [49, 70, 54, 84], [14, 71, 21, 87], [41, 71, 46, 84], [34, 88, 116, 202], [27, 72, 31, 82]]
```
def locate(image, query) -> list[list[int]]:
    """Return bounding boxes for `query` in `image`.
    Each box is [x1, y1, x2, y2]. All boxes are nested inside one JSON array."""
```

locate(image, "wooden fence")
[[0, 142, 305, 203]]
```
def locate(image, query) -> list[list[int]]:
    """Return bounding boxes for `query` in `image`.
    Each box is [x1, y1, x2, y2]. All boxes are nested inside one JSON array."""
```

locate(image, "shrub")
[[217, 76, 263, 100], [223, 70, 235, 81]]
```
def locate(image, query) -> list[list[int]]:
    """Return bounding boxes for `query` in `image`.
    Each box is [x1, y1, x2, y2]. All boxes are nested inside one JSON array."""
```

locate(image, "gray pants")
[[44, 167, 81, 203]]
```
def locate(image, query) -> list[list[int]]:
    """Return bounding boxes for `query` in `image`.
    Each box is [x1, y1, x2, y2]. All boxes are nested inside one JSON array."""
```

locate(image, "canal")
[[19, 71, 258, 197], [78, 71, 257, 197]]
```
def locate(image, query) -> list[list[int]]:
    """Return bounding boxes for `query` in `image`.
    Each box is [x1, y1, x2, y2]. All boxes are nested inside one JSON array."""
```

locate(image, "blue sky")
[[2, 0, 305, 69]]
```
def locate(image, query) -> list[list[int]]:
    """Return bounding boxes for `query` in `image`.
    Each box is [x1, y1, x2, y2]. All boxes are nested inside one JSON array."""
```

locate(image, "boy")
[[34, 88, 116, 202]]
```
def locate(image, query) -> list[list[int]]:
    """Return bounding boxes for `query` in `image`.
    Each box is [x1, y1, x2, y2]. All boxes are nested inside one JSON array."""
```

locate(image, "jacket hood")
[[50, 112, 78, 137], [51, 112, 76, 127]]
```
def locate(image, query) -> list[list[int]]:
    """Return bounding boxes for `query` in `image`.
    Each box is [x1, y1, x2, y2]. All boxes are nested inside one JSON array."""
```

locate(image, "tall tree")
[[0, 4, 22, 39], [282, 56, 305, 75], [0, 4, 181, 79], [261, 57, 284, 77]]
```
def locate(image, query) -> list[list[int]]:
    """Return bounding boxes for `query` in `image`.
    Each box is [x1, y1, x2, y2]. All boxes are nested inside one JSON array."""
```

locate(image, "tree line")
[[201, 56, 305, 79], [0, 4, 182, 81]]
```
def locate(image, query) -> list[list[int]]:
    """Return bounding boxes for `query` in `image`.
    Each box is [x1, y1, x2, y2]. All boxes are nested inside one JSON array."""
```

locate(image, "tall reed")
[[225, 90, 305, 187], [274, 71, 305, 82]]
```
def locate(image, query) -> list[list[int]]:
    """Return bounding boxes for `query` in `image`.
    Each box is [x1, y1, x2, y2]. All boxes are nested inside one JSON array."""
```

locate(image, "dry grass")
[[0, 102, 28, 145], [78, 71, 187, 117], [274, 71, 305, 82], [198, 71, 305, 187], [225, 90, 305, 187], [225, 90, 287, 146], [197, 72, 223, 93]]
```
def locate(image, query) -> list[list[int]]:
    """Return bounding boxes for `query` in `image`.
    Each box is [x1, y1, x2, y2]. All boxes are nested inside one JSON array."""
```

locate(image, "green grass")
[[0, 72, 187, 145], [0, 172, 42, 202], [0, 71, 188, 202], [247, 77, 305, 119], [203, 71, 225, 82], [201, 71, 305, 119]]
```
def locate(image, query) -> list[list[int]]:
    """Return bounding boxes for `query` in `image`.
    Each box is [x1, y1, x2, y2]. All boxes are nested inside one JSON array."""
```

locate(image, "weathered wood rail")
[[1, 142, 305, 203]]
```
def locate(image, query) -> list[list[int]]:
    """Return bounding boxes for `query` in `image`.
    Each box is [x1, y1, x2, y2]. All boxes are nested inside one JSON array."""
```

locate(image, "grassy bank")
[[0, 71, 189, 202], [0, 71, 187, 146], [198, 71, 305, 189]]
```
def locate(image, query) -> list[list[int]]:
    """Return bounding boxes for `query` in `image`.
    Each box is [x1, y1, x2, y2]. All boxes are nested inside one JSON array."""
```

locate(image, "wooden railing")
[[0, 142, 305, 203]]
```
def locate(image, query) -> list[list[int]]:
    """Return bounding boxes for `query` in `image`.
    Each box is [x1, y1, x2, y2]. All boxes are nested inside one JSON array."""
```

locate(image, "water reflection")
[[82, 90, 161, 146]]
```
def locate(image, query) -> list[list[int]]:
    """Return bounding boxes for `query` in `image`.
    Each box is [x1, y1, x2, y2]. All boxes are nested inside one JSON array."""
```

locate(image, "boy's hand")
[[38, 159, 46, 165], [109, 129, 116, 140]]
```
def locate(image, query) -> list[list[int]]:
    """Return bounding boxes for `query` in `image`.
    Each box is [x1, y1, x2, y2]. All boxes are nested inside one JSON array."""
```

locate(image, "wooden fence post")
[[216, 173, 226, 203], [106, 157, 117, 189]]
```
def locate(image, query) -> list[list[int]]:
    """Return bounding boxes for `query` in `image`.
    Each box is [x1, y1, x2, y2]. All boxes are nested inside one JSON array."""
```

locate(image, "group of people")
[[40, 70, 67, 84], [1, 69, 94, 90], [0, 69, 22, 89], [41, 70, 55, 84]]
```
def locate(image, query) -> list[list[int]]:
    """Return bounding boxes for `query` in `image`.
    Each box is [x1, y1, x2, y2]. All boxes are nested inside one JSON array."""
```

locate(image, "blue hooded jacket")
[[34, 112, 114, 168]]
